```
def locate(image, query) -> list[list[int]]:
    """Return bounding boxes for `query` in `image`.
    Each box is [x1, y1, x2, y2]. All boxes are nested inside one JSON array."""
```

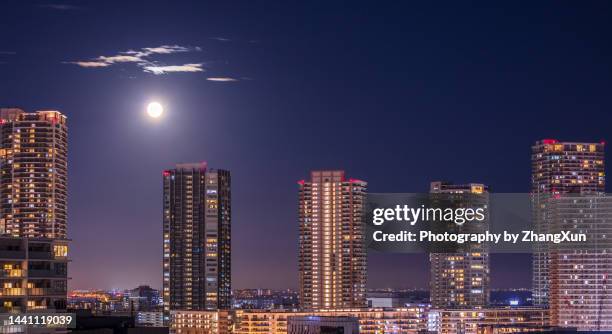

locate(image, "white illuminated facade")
[[298, 171, 367, 310]]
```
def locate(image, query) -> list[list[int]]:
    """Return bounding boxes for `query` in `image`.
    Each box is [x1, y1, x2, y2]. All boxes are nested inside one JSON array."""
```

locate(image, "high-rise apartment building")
[[0, 108, 68, 239], [548, 195, 612, 330], [429, 181, 490, 308], [0, 108, 69, 318], [163, 163, 231, 321], [298, 171, 367, 310], [531, 139, 605, 306]]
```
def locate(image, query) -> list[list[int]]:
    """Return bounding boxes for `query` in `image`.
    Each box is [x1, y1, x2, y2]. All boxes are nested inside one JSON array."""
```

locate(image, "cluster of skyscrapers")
[[0, 106, 609, 333], [163, 140, 611, 333]]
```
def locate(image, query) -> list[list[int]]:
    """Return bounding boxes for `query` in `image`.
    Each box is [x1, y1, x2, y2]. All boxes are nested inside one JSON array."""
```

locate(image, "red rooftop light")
[[297, 180, 305, 185], [542, 139, 558, 144], [163, 170, 171, 177]]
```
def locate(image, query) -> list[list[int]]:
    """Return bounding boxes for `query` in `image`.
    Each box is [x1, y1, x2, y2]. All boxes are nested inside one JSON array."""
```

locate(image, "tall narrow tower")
[[163, 163, 231, 321], [298, 170, 367, 310], [531, 139, 605, 306], [429, 181, 490, 308]]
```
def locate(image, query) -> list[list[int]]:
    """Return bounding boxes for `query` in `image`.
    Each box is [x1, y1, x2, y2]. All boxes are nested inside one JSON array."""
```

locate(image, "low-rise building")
[[288, 316, 359, 334], [137, 311, 165, 327], [428, 307, 549, 334], [170, 310, 230, 334], [234, 308, 428, 334]]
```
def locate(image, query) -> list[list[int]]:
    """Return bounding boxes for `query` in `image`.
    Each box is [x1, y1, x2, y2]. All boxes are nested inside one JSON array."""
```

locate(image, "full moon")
[[147, 102, 164, 118]]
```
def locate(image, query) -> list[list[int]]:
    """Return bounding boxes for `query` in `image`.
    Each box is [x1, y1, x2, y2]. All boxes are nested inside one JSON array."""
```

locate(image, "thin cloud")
[[97, 55, 143, 63], [66, 45, 203, 74], [39, 4, 82, 10], [142, 45, 192, 54], [65, 61, 110, 68], [211, 37, 231, 42], [207, 77, 238, 82], [143, 63, 204, 75]]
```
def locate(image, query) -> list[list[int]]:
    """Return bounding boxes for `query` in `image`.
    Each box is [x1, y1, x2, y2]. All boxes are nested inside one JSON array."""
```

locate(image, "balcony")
[[28, 252, 54, 260], [27, 288, 66, 296], [0, 288, 25, 296], [0, 269, 24, 278], [0, 251, 25, 260], [28, 269, 66, 279]]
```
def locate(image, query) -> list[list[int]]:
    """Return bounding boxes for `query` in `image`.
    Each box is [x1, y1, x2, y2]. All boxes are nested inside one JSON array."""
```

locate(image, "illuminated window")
[[54, 244, 68, 257]]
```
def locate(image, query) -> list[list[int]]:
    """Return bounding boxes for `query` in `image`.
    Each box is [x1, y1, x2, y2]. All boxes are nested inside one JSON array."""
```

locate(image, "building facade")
[[136, 311, 165, 327], [531, 139, 605, 306], [429, 182, 490, 308], [428, 307, 549, 334], [234, 307, 546, 334], [0, 237, 68, 313], [235, 308, 428, 334], [163, 163, 231, 321], [170, 310, 230, 334], [0, 108, 68, 239], [548, 194, 612, 330], [298, 171, 367, 310], [288, 316, 359, 334]]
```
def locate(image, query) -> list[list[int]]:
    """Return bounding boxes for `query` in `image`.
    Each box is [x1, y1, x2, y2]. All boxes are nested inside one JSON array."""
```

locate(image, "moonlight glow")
[[147, 102, 164, 118]]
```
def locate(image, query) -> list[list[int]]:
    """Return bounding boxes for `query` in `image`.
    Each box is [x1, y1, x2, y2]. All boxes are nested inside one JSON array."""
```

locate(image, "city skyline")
[[1, 1, 612, 292]]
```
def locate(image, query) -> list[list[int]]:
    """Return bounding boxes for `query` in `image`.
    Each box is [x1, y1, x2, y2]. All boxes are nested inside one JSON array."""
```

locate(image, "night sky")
[[1, 1, 611, 291]]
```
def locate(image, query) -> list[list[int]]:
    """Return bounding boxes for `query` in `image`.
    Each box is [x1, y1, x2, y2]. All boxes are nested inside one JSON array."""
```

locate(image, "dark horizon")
[[1, 1, 611, 291]]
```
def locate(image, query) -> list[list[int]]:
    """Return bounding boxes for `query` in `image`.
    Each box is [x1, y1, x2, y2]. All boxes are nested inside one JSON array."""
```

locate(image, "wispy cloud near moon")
[[141, 45, 196, 54], [68, 61, 110, 68], [143, 64, 204, 75], [65, 45, 203, 75], [207, 77, 238, 82]]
